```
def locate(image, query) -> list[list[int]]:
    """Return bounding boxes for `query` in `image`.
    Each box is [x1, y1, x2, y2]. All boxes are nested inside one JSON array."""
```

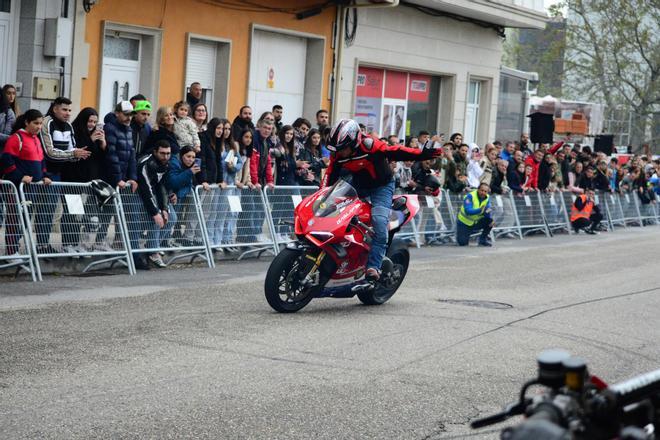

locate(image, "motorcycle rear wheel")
[[264, 248, 316, 313], [358, 241, 409, 306]]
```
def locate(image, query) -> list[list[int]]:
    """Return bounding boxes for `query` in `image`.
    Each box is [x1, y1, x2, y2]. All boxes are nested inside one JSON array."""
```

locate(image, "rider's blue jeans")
[[358, 180, 395, 271]]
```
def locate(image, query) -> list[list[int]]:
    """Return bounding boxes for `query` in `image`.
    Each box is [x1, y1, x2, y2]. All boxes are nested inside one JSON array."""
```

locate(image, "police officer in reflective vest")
[[570, 189, 602, 234], [456, 182, 494, 246]]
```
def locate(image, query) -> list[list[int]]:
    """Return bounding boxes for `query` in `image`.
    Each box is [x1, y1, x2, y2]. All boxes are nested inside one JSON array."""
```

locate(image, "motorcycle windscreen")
[[312, 180, 358, 217]]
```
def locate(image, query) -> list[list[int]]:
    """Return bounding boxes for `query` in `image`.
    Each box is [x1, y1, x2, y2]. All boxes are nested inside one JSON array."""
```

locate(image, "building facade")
[[2, 0, 336, 125], [335, 0, 546, 146], [2, 0, 547, 145]]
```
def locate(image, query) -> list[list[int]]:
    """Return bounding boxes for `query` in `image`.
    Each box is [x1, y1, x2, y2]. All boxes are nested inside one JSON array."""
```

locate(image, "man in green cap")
[[131, 99, 152, 158]]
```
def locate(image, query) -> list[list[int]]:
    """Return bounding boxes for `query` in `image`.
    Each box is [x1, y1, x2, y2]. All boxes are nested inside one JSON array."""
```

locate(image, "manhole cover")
[[438, 299, 513, 309]]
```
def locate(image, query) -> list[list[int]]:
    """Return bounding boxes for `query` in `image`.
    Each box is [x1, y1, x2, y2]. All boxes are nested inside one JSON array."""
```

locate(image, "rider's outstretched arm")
[[367, 136, 440, 162]]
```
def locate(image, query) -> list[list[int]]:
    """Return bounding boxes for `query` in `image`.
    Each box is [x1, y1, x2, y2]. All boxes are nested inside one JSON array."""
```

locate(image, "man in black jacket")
[[129, 140, 173, 269], [231, 106, 255, 142], [130, 100, 152, 158], [593, 160, 611, 192]]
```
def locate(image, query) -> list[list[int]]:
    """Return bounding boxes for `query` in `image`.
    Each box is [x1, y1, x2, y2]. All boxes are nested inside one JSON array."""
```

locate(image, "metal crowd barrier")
[[6, 180, 660, 282], [537, 191, 571, 235], [410, 191, 453, 246], [490, 191, 523, 239], [603, 191, 626, 229], [262, 185, 318, 250], [511, 192, 550, 236], [637, 194, 658, 226], [1, 180, 39, 281], [197, 184, 277, 259], [117, 187, 214, 268], [18, 181, 134, 276], [619, 192, 642, 226]]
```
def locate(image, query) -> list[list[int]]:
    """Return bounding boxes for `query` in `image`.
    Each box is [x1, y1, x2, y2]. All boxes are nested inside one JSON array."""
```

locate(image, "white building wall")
[[337, 6, 505, 146]]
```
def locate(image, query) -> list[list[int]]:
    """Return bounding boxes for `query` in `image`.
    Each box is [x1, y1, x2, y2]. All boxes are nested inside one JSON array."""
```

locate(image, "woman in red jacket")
[[1, 109, 52, 255]]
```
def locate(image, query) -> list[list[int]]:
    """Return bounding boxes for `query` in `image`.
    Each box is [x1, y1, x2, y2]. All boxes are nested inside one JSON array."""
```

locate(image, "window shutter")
[[186, 40, 216, 89]]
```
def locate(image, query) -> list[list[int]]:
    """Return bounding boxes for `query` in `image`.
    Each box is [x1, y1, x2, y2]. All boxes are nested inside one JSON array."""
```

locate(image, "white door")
[[249, 30, 306, 125], [0, 0, 18, 86], [100, 35, 141, 114]]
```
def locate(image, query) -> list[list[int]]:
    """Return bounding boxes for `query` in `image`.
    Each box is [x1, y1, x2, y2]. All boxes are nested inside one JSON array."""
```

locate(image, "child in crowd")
[[173, 101, 201, 152]]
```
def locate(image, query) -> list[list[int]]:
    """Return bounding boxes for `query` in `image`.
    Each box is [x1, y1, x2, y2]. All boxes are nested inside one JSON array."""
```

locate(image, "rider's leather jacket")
[[322, 134, 439, 190]]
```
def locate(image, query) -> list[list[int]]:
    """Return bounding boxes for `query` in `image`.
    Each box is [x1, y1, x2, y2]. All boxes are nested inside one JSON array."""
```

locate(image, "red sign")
[[384, 70, 407, 100], [356, 67, 384, 98], [408, 73, 431, 103]]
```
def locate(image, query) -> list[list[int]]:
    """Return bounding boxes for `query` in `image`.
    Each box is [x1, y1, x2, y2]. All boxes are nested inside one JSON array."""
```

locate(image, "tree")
[[560, 0, 659, 147], [502, 14, 567, 98]]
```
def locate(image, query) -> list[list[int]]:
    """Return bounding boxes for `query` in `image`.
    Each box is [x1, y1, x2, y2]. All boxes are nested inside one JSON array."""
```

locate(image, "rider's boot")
[[352, 268, 381, 292]]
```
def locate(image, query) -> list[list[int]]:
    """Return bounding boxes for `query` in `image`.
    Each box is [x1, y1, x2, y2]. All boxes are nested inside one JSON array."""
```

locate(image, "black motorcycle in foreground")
[[471, 349, 660, 439]]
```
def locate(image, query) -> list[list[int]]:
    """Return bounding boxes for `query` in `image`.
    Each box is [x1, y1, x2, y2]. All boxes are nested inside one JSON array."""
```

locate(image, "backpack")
[[14, 131, 24, 152]]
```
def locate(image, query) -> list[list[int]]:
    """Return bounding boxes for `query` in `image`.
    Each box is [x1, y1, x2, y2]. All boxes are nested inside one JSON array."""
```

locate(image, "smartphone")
[[95, 123, 104, 131], [194, 158, 202, 168]]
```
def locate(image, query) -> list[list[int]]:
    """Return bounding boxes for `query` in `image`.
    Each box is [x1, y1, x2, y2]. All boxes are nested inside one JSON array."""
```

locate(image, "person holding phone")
[[71, 107, 106, 183], [67, 107, 109, 253], [165, 145, 201, 248]]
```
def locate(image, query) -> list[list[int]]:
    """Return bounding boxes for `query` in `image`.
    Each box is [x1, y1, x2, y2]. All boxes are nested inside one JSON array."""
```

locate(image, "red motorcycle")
[[264, 179, 420, 313]]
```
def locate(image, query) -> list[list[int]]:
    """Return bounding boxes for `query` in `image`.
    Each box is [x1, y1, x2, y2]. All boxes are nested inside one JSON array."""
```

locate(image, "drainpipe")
[[331, 0, 399, 124]]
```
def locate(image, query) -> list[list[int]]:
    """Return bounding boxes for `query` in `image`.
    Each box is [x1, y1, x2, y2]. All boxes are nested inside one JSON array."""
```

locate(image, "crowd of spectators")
[[1, 81, 658, 268], [391, 133, 660, 201]]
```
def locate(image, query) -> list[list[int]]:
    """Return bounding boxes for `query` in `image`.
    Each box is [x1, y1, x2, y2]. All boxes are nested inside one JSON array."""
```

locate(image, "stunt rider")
[[323, 119, 442, 287]]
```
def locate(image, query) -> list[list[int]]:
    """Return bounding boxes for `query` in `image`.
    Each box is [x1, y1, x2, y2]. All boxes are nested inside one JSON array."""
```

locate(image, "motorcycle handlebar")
[[470, 401, 527, 429], [470, 411, 509, 429], [608, 368, 660, 408]]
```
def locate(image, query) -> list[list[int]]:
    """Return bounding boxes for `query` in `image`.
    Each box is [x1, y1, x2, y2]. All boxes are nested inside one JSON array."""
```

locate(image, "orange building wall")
[[82, 0, 336, 117]]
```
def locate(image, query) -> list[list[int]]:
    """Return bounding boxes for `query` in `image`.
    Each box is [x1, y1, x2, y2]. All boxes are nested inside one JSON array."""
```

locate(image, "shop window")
[[354, 66, 440, 141]]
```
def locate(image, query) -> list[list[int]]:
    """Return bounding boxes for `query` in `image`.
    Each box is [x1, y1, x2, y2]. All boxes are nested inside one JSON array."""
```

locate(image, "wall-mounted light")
[[83, 0, 98, 13]]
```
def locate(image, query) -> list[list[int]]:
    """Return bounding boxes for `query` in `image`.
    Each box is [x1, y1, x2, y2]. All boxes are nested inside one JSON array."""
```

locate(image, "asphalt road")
[[1, 228, 659, 439]]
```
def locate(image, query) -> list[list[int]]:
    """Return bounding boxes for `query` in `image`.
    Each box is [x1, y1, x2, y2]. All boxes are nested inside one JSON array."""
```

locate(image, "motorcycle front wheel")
[[264, 248, 317, 313], [358, 241, 410, 306]]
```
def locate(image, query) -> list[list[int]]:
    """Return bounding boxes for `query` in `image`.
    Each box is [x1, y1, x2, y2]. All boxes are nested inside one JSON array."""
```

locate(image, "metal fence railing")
[[511, 192, 550, 236], [117, 187, 214, 268], [636, 194, 658, 226], [197, 185, 278, 260], [603, 191, 626, 229], [620, 192, 643, 227], [18, 181, 134, 277], [538, 191, 571, 235], [1, 180, 39, 281], [262, 185, 319, 249], [410, 192, 453, 246], [4, 181, 660, 282], [491, 191, 523, 239]]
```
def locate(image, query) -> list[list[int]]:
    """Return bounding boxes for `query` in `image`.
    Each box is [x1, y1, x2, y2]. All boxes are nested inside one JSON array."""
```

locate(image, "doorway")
[[100, 34, 141, 114]]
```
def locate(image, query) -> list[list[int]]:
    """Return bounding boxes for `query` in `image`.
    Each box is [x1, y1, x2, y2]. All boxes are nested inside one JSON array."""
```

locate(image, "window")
[[354, 66, 440, 140], [496, 73, 527, 142], [465, 80, 481, 144], [103, 35, 140, 61], [0, 0, 10, 13], [186, 35, 231, 119], [186, 39, 216, 114]]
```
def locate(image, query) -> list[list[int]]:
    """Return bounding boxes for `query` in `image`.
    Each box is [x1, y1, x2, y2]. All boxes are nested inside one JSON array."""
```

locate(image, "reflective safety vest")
[[570, 194, 593, 222], [458, 190, 489, 226]]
